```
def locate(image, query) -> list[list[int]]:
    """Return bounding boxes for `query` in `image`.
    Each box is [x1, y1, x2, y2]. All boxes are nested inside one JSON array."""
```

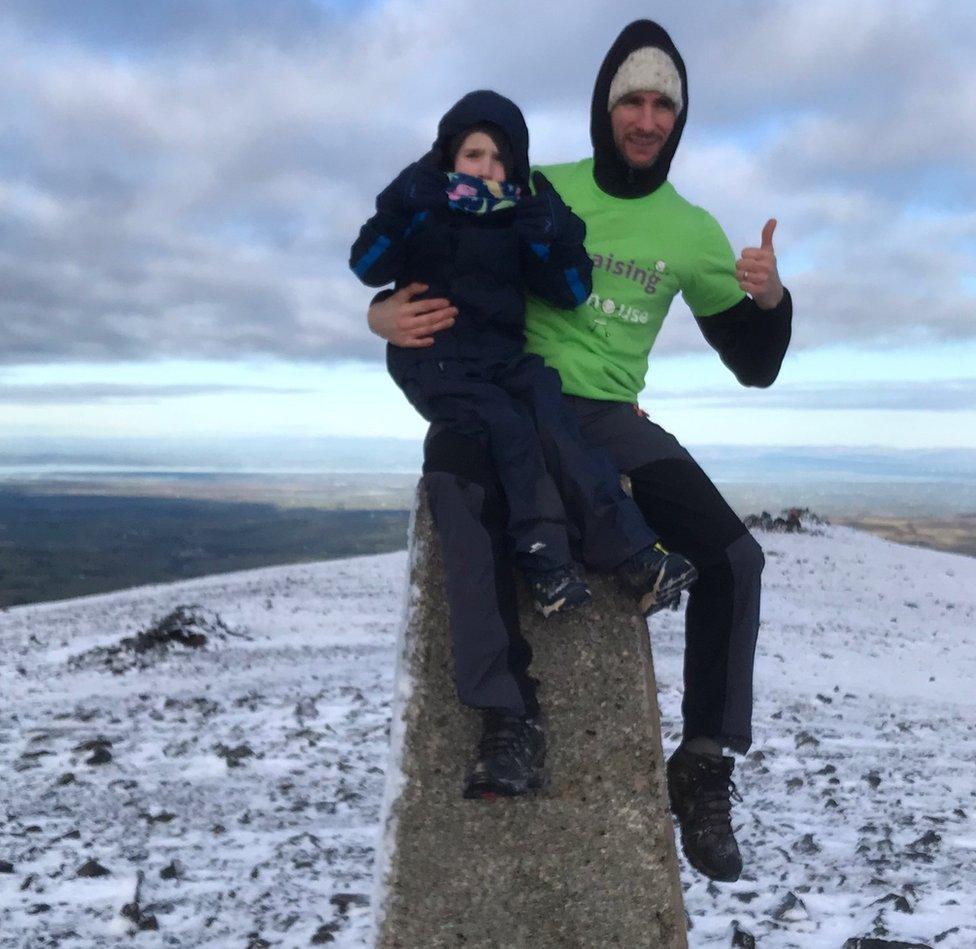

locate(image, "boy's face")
[[453, 131, 506, 183]]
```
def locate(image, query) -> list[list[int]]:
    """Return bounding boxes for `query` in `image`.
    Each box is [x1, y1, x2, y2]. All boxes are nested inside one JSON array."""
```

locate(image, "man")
[[367, 20, 791, 883]]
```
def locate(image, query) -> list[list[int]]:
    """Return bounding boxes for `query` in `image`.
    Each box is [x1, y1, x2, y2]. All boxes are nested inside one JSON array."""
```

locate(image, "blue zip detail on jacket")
[[404, 211, 428, 237], [530, 242, 550, 260], [564, 267, 587, 305], [353, 234, 391, 278]]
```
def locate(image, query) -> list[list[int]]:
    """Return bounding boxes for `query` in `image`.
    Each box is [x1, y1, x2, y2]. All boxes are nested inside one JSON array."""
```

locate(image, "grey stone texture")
[[374, 485, 687, 948]]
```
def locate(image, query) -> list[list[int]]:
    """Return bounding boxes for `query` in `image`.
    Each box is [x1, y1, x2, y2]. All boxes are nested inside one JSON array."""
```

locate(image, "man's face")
[[610, 90, 677, 169]]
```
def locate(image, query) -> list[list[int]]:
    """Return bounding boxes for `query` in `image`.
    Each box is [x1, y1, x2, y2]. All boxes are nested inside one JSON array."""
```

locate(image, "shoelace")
[[478, 719, 529, 761], [690, 759, 742, 833]]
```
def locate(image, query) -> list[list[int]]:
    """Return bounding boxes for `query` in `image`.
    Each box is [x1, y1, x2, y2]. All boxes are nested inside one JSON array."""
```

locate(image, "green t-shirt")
[[525, 158, 745, 403]]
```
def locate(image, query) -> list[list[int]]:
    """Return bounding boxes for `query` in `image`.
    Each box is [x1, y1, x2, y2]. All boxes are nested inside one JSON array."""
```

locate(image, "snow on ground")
[[1, 524, 974, 948]]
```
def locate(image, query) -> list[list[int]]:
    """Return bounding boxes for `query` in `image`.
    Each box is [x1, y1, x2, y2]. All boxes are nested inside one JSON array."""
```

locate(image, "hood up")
[[591, 20, 688, 199], [418, 89, 531, 193]]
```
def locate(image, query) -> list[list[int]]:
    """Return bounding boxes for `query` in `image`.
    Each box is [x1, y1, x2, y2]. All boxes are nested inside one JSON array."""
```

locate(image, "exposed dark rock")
[[911, 830, 941, 849], [743, 508, 828, 533], [871, 893, 913, 914], [311, 921, 340, 944], [863, 770, 882, 788], [73, 737, 112, 752], [792, 833, 821, 855], [77, 859, 110, 878], [68, 605, 244, 674], [330, 892, 369, 915], [772, 890, 811, 922], [86, 747, 113, 765], [728, 919, 757, 947], [0, 861, 14, 873], [160, 860, 184, 880], [733, 891, 760, 905], [142, 811, 177, 825], [214, 743, 256, 767], [842, 939, 933, 948]]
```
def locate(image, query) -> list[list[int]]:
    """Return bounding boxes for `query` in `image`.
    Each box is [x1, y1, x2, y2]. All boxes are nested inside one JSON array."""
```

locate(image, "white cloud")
[[0, 0, 973, 366]]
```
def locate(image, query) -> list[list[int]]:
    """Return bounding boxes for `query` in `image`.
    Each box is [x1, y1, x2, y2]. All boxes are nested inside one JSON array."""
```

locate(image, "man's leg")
[[423, 427, 538, 718], [567, 397, 763, 880], [423, 427, 548, 798]]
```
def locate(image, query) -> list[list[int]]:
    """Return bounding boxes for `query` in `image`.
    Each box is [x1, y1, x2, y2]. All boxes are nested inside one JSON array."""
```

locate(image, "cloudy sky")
[[1, 0, 974, 452]]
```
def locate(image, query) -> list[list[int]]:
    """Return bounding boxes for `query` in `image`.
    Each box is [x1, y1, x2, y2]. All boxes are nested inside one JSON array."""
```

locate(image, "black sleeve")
[[349, 168, 415, 288], [694, 288, 792, 388]]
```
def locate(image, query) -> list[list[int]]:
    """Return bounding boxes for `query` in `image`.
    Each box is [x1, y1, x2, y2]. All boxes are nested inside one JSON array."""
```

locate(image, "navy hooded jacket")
[[350, 91, 593, 371]]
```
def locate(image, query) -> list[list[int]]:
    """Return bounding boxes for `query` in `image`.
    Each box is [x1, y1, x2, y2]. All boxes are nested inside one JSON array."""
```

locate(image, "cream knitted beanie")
[[607, 46, 684, 115]]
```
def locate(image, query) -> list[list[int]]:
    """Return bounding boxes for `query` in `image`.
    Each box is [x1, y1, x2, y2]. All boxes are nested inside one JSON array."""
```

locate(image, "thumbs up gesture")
[[736, 218, 784, 310]]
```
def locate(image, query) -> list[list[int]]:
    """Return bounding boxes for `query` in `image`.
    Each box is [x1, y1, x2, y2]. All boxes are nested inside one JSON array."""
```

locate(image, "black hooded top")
[[350, 90, 592, 371], [422, 90, 532, 193], [590, 19, 689, 199], [587, 20, 791, 386]]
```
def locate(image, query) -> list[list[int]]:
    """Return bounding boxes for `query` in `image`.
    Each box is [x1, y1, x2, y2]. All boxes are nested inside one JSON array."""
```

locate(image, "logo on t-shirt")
[[585, 293, 649, 333], [591, 253, 666, 295]]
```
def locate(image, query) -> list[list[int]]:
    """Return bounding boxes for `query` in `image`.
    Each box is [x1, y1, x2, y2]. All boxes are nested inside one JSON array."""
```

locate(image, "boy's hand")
[[515, 171, 575, 243], [368, 283, 457, 347], [402, 166, 449, 213]]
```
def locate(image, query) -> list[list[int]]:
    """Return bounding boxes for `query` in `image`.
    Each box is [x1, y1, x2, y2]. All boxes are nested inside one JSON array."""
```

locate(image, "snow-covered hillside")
[[1, 525, 974, 948]]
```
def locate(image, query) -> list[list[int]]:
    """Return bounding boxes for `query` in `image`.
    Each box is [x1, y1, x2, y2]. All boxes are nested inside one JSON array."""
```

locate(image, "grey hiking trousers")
[[423, 397, 764, 753]]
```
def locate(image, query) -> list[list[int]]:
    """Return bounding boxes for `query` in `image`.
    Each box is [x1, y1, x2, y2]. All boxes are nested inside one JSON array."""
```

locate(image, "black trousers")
[[397, 353, 653, 574], [423, 396, 764, 753]]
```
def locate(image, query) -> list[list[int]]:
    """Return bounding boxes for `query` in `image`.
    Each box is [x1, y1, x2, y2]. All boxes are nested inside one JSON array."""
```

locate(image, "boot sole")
[[667, 784, 742, 883], [534, 587, 591, 618], [673, 824, 742, 882], [637, 566, 698, 617], [463, 768, 547, 799]]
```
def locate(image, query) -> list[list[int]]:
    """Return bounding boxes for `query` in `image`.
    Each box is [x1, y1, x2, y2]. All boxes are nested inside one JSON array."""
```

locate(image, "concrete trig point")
[[373, 485, 687, 948]]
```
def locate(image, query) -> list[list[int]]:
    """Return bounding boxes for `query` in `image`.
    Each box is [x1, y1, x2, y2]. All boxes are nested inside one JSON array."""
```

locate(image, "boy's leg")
[[494, 354, 655, 570], [423, 426, 538, 718], [403, 360, 574, 574], [565, 396, 762, 753]]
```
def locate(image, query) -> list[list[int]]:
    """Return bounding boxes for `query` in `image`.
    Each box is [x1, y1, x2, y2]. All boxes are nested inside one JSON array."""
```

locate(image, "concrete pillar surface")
[[374, 486, 687, 949]]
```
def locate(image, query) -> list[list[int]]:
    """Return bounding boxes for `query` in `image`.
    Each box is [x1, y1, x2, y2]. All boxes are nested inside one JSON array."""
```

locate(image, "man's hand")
[[367, 282, 457, 347], [736, 219, 784, 310]]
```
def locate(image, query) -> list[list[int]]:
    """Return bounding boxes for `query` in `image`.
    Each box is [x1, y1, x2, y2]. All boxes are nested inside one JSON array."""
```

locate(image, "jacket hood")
[[591, 20, 688, 198], [419, 90, 531, 192]]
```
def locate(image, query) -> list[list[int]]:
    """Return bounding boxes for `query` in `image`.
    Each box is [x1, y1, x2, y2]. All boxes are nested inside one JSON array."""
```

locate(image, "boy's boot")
[[666, 742, 743, 882], [462, 711, 546, 798], [524, 563, 591, 617], [616, 541, 698, 616]]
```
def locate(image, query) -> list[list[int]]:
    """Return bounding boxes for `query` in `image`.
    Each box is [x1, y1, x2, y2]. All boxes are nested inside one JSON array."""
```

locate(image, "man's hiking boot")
[[462, 711, 546, 799], [666, 744, 744, 882], [524, 563, 591, 617], [617, 541, 698, 616]]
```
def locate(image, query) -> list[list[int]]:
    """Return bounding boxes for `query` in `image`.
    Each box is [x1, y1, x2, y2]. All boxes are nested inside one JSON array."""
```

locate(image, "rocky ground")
[[1, 519, 974, 947]]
